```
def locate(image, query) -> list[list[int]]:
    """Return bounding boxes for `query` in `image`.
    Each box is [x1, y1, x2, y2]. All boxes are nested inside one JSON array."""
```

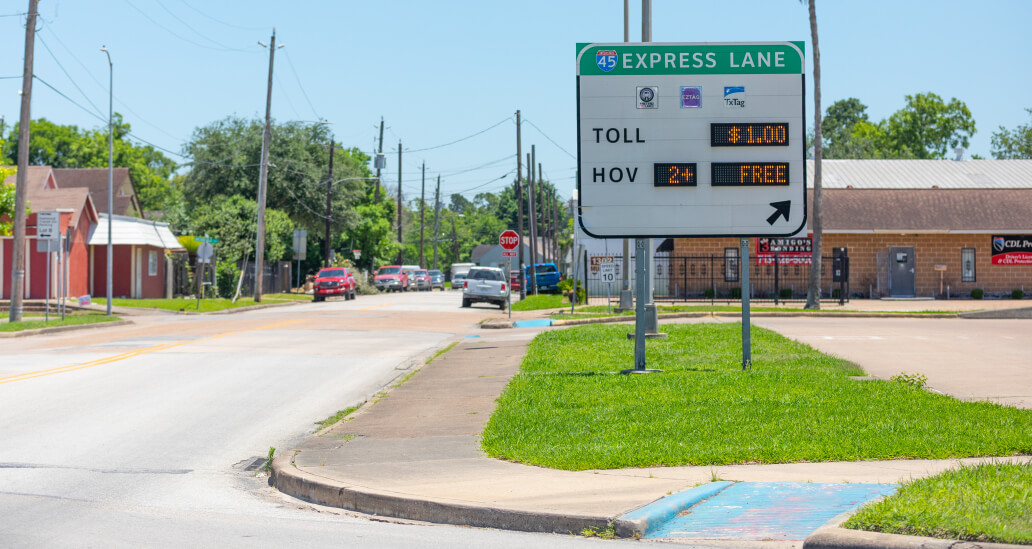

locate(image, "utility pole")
[[528, 149, 538, 295], [620, 0, 633, 310], [449, 215, 459, 263], [324, 138, 335, 267], [553, 189, 561, 265], [8, 0, 39, 322], [419, 162, 426, 267], [515, 110, 526, 300], [396, 140, 403, 265], [432, 175, 441, 270], [254, 29, 279, 302], [374, 117, 384, 203], [538, 161, 544, 260]]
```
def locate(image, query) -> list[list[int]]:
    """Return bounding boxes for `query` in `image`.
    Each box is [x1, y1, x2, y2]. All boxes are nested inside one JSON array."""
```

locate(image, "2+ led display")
[[711, 123, 789, 147], [653, 163, 698, 187], [712, 163, 790, 187]]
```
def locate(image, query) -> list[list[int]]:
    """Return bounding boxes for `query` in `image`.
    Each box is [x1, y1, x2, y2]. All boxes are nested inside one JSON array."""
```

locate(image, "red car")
[[313, 267, 356, 302], [374, 265, 409, 292], [510, 270, 522, 292]]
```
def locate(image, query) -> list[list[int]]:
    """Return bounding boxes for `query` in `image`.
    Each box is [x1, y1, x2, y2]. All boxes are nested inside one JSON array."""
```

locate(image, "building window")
[[148, 250, 158, 276], [961, 248, 975, 282], [724, 247, 739, 282]]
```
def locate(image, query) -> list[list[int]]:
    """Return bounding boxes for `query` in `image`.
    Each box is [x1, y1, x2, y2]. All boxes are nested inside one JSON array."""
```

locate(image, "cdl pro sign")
[[576, 42, 807, 238]]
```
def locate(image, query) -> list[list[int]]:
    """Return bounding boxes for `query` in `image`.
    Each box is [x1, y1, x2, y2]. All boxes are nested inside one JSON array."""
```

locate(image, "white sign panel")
[[37, 211, 60, 240], [576, 42, 807, 238], [599, 262, 618, 283]]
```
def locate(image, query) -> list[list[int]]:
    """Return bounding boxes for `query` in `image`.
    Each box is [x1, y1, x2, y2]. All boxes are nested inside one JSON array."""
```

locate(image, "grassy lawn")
[[481, 323, 1032, 470], [94, 295, 307, 312], [845, 462, 1032, 545], [0, 313, 121, 332], [511, 294, 566, 311]]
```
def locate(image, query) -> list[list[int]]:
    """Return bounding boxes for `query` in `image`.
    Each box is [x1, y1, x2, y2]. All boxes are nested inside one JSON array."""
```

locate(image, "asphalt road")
[[0, 289, 627, 548]]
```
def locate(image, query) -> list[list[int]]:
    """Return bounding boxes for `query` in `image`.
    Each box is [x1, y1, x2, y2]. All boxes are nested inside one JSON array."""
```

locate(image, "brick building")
[[671, 159, 1032, 298]]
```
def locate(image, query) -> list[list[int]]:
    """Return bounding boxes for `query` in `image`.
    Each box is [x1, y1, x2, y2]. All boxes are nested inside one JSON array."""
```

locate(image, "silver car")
[[461, 267, 509, 310]]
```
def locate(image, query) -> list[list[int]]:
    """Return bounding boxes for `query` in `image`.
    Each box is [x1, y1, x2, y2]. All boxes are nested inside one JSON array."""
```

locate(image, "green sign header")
[[577, 42, 804, 76]]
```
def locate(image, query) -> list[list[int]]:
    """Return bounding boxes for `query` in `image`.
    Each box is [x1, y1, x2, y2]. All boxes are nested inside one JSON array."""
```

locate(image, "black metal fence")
[[584, 254, 849, 303]]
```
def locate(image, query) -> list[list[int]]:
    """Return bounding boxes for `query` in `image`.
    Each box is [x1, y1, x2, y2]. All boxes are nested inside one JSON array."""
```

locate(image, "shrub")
[[832, 288, 842, 299], [779, 288, 793, 299], [971, 288, 984, 300], [1012, 289, 1025, 300], [703, 288, 715, 299], [890, 372, 928, 389], [557, 278, 585, 304], [729, 287, 742, 299]]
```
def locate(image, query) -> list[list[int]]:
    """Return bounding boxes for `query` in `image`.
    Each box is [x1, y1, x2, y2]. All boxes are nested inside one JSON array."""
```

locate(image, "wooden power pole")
[[8, 0, 38, 322], [515, 110, 525, 300], [419, 162, 426, 267]]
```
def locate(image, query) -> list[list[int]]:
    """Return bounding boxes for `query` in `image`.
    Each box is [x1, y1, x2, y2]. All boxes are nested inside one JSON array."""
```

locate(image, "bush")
[[1012, 289, 1025, 300], [703, 288, 715, 299], [558, 278, 585, 304], [971, 288, 984, 300], [779, 288, 794, 299], [832, 288, 842, 299], [729, 287, 741, 299], [215, 261, 241, 298]]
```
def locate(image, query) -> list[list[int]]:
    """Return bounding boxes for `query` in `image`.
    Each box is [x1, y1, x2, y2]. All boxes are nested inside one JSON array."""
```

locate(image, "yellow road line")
[[0, 318, 307, 385], [358, 302, 394, 311]]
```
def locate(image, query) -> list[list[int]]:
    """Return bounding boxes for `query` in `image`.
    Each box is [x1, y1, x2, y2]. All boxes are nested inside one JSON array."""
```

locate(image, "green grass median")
[[511, 294, 566, 311], [845, 462, 1032, 545], [550, 304, 954, 320], [0, 313, 121, 332], [94, 294, 308, 313], [481, 323, 1032, 470]]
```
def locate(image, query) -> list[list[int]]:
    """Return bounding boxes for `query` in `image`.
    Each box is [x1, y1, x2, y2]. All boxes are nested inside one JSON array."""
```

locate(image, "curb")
[[804, 525, 1029, 549], [0, 319, 133, 338], [270, 453, 610, 535], [614, 481, 733, 538], [481, 319, 515, 329]]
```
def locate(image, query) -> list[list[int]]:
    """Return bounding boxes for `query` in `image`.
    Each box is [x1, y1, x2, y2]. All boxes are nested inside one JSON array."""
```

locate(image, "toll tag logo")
[[680, 86, 702, 108], [596, 50, 617, 72], [723, 86, 746, 108], [993, 236, 1006, 252], [637, 86, 658, 109]]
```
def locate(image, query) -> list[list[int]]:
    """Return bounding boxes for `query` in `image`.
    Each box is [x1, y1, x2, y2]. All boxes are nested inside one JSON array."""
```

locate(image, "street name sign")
[[576, 42, 806, 238], [37, 211, 60, 240], [194, 235, 219, 243]]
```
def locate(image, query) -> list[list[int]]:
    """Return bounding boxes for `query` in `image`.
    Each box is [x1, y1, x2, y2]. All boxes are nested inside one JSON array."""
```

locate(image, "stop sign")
[[499, 230, 519, 250]]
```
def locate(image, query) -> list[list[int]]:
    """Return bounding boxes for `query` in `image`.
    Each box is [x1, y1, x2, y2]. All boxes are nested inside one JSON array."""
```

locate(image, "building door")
[[888, 247, 915, 297]]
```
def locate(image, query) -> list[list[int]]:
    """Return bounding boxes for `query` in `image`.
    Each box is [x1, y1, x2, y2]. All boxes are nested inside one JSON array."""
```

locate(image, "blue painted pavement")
[[641, 482, 896, 541], [513, 319, 553, 328]]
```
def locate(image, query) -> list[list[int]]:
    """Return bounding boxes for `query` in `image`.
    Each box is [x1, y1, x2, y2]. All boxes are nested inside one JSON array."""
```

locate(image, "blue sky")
[[1, 1, 1029, 203]]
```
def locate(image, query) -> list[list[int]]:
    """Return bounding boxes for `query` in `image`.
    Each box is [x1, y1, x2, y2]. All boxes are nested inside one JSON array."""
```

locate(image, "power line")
[[36, 32, 104, 118], [124, 0, 249, 52], [154, 0, 244, 51], [523, 118, 576, 159], [403, 117, 513, 153], [178, 1, 267, 31], [282, 50, 321, 121]]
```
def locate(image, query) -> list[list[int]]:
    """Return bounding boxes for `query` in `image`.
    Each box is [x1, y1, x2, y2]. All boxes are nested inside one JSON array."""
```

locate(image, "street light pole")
[[100, 46, 113, 315], [255, 29, 281, 302]]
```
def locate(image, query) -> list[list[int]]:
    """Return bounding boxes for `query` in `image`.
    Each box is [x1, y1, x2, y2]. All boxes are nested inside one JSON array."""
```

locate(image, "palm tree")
[[804, 0, 823, 309]]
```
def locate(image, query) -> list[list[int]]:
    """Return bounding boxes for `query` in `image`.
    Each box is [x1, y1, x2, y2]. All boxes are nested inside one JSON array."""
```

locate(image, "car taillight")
[[501, 283, 506, 291], [463, 281, 468, 289]]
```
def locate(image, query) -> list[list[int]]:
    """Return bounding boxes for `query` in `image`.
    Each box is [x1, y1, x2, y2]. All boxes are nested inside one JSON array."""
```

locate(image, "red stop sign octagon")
[[499, 230, 519, 250]]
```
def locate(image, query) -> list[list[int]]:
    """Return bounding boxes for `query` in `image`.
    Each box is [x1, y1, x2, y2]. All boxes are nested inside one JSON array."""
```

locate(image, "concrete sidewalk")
[[271, 327, 1030, 543]]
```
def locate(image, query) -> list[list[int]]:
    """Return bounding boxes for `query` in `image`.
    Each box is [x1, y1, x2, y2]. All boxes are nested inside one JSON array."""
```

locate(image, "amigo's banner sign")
[[991, 235, 1032, 265]]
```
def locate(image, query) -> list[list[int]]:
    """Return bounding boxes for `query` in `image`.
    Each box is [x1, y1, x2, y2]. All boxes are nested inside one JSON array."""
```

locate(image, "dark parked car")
[[313, 267, 356, 302]]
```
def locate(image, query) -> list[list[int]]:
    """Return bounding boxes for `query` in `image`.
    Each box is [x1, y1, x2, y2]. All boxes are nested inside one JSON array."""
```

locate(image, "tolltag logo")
[[637, 86, 658, 109], [680, 86, 702, 108], [596, 50, 617, 72], [723, 86, 746, 108], [993, 237, 1006, 252]]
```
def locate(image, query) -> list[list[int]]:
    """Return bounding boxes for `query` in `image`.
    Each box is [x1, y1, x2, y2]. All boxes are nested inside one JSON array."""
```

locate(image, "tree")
[[0, 166, 23, 236], [822, 98, 874, 158], [1, 116, 178, 211], [804, 0, 824, 310], [885, 92, 976, 159], [991, 108, 1032, 159]]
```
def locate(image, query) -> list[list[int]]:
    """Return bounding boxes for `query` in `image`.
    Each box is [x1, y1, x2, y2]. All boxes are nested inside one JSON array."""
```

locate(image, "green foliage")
[[2, 116, 178, 211], [1, 166, 24, 236], [215, 260, 241, 298], [845, 462, 1032, 545], [557, 278, 585, 304], [704, 288, 715, 299], [0, 313, 121, 332], [779, 288, 794, 299], [265, 447, 275, 474], [729, 287, 742, 299], [186, 195, 293, 265], [890, 372, 928, 389], [991, 108, 1032, 159], [1012, 289, 1025, 300], [971, 288, 984, 300], [822, 94, 976, 159], [512, 294, 565, 311]]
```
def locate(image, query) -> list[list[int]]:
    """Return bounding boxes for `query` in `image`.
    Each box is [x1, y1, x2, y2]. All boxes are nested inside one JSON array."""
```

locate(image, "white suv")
[[461, 267, 509, 310]]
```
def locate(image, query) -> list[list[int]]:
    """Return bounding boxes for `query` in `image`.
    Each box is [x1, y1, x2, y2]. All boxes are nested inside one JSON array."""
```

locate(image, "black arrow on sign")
[[766, 201, 791, 225]]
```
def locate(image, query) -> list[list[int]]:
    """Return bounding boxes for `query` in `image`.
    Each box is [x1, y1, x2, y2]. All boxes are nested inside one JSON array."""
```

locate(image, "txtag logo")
[[723, 86, 746, 108], [993, 237, 1006, 252], [680, 86, 702, 108]]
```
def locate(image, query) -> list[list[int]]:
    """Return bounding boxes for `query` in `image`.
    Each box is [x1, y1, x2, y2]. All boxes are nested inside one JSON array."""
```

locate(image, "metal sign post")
[[600, 261, 617, 314], [741, 238, 751, 369], [44, 243, 51, 323]]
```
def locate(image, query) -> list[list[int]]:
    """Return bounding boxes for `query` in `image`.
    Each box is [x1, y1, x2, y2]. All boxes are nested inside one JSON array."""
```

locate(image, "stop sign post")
[[499, 230, 520, 318]]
